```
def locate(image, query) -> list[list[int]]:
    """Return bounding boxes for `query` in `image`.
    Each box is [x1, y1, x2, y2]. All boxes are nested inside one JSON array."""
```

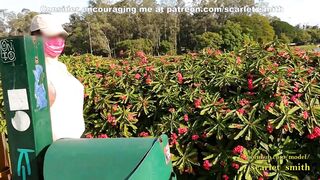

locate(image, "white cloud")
[[265, 0, 320, 26]]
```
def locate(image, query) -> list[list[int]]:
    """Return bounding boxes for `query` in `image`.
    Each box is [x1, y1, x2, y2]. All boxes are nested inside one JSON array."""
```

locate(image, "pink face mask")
[[43, 37, 65, 58]]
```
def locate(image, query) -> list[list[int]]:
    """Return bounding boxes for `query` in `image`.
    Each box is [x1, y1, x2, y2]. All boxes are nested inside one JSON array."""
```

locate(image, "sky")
[[0, 0, 319, 26]]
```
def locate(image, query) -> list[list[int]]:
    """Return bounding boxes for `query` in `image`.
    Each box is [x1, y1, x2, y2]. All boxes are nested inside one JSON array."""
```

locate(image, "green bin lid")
[[44, 137, 162, 180]]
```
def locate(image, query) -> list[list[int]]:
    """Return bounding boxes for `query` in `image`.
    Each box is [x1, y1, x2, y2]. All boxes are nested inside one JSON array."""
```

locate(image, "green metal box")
[[0, 36, 52, 180], [43, 134, 176, 180]]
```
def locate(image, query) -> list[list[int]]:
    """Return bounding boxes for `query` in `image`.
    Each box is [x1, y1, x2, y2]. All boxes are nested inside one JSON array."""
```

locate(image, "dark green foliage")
[[195, 32, 223, 50], [116, 38, 154, 56], [58, 40, 320, 179], [159, 40, 175, 55], [230, 14, 275, 43], [219, 21, 244, 50]]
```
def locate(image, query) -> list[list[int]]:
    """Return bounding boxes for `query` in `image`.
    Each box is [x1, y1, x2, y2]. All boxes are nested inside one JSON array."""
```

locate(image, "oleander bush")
[[0, 40, 319, 179], [59, 40, 320, 179]]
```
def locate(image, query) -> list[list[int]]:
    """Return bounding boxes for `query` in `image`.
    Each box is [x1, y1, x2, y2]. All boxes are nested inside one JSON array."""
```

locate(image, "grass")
[[293, 44, 319, 51]]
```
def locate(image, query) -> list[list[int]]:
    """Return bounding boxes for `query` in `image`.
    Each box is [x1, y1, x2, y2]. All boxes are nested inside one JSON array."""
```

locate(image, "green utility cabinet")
[[44, 134, 176, 180], [0, 35, 176, 180], [0, 36, 52, 180]]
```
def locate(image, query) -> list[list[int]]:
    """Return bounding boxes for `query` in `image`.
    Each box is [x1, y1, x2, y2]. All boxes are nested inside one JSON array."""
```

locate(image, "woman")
[[30, 14, 85, 141]]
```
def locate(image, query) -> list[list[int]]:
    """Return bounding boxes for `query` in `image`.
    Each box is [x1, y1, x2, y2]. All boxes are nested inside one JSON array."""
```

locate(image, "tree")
[[115, 38, 154, 56], [279, 33, 290, 44], [293, 30, 312, 44], [306, 28, 320, 44], [159, 40, 175, 55], [0, 20, 6, 37], [195, 32, 223, 50], [219, 20, 244, 50], [230, 14, 275, 43], [271, 20, 298, 43], [7, 11, 38, 36]]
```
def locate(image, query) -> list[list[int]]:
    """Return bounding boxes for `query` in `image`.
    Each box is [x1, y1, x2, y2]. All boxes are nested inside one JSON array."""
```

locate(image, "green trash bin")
[[43, 134, 176, 180]]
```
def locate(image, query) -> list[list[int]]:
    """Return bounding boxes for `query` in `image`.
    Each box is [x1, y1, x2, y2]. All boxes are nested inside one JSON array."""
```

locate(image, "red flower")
[[269, 102, 275, 107], [307, 67, 314, 74], [192, 134, 199, 141], [222, 174, 229, 180], [135, 73, 141, 79], [278, 51, 289, 58], [116, 71, 123, 77], [203, 160, 212, 171], [184, 167, 193, 174], [146, 78, 152, 85], [282, 95, 289, 106], [283, 124, 289, 132], [139, 57, 148, 65], [307, 133, 317, 140], [168, 108, 175, 113], [232, 145, 244, 155], [236, 56, 241, 65], [237, 108, 245, 115], [127, 113, 136, 121], [290, 122, 296, 129], [120, 95, 127, 101], [176, 72, 183, 84], [248, 77, 254, 91], [109, 64, 116, 70], [267, 47, 274, 52], [232, 162, 240, 170], [139, 132, 149, 137], [259, 68, 266, 75], [267, 123, 274, 134], [107, 113, 117, 126], [194, 99, 201, 108], [239, 99, 250, 106], [215, 50, 222, 56], [95, 73, 103, 79], [218, 98, 224, 104], [302, 111, 309, 120], [170, 133, 178, 145], [265, 102, 275, 111], [112, 104, 118, 111], [183, 114, 189, 122], [145, 66, 154, 72], [201, 132, 207, 138], [240, 153, 247, 160], [307, 127, 320, 140], [85, 133, 93, 138], [136, 51, 146, 59], [290, 94, 302, 105], [258, 177, 264, 180], [263, 171, 269, 177], [98, 134, 108, 138], [314, 127, 320, 136], [178, 127, 188, 135]]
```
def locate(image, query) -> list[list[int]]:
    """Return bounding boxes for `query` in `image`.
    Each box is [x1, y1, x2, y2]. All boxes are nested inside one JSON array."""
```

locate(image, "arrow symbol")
[[17, 148, 34, 180]]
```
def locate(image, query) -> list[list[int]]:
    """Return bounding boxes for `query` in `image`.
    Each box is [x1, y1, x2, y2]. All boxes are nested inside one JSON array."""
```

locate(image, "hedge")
[[1, 40, 320, 179]]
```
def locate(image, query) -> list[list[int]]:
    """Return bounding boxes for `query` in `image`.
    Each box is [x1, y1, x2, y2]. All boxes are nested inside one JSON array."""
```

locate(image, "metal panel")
[[44, 135, 174, 180], [0, 36, 52, 180]]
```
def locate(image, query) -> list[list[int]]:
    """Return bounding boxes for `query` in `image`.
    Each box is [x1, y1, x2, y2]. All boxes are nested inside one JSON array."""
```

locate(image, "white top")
[[45, 56, 85, 141]]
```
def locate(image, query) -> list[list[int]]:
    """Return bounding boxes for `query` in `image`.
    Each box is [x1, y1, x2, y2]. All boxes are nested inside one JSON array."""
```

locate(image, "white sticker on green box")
[[8, 89, 29, 111]]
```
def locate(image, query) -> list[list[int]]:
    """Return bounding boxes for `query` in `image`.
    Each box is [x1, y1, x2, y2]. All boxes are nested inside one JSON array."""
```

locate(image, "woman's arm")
[[48, 80, 56, 106]]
